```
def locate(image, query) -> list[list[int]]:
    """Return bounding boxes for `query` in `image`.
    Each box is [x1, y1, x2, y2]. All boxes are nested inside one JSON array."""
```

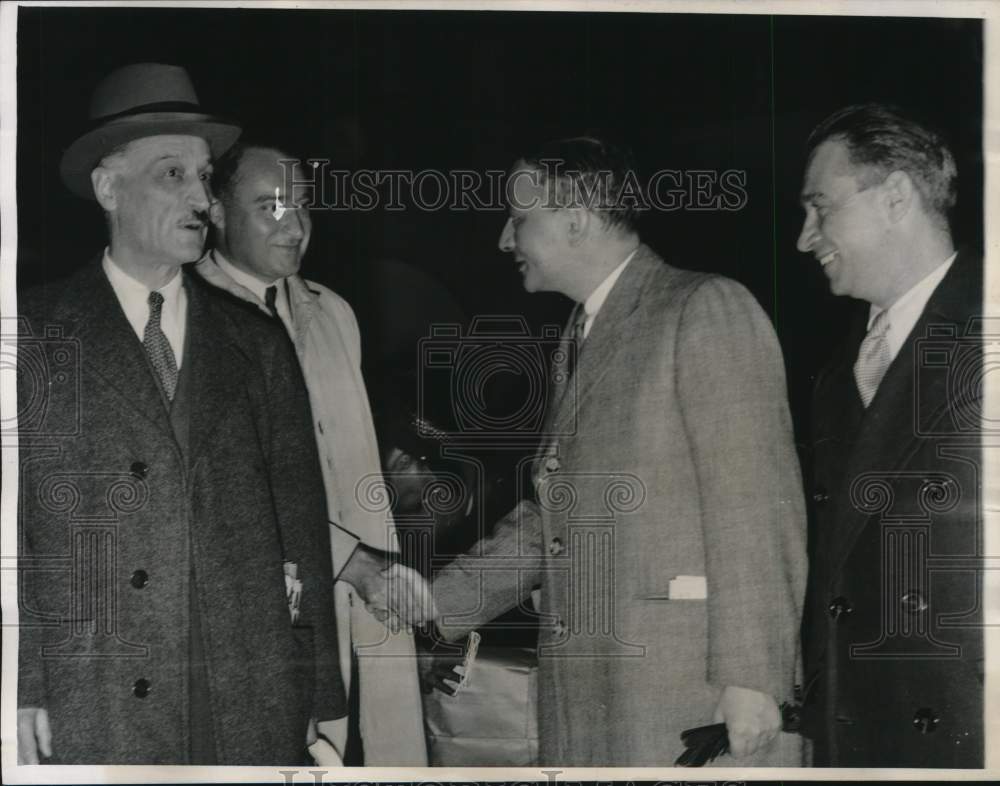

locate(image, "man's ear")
[[565, 207, 591, 246], [881, 170, 915, 223], [91, 167, 118, 212], [209, 199, 225, 230]]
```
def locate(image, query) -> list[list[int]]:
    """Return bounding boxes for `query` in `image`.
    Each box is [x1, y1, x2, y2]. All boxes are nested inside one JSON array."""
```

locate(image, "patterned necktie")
[[566, 303, 588, 380], [549, 303, 587, 417], [143, 290, 178, 401], [264, 284, 279, 319], [854, 309, 892, 408]]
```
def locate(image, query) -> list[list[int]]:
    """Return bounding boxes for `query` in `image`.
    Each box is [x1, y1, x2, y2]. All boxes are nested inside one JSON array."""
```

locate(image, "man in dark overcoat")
[[797, 103, 983, 766], [16, 63, 346, 765]]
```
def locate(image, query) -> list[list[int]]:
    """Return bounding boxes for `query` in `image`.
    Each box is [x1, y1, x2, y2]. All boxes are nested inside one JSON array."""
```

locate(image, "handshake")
[[340, 543, 439, 632]]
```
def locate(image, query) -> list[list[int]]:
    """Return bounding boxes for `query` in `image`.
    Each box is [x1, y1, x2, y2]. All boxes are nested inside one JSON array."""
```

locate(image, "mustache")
[[181, 208, 210, 225]]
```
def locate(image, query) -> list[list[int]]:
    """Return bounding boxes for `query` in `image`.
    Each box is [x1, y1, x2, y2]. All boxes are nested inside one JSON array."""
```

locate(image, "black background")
[[15, 6, 984, 435]]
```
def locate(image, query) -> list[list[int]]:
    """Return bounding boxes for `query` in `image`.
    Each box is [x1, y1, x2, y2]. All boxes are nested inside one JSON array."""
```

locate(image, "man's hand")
[[417, 649, 464, 696], [374, 563, 439, 633], [712, 685, 780, 758], [338, 543, 393, 606], [17, 708, 52, 764]]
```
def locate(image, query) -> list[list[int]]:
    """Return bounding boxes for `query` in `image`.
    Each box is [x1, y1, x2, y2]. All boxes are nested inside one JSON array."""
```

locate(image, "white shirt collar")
[[213, 250, 293, 330], [102, 248, 186, 366], [580, 248, 638, 338], [213, 250, 275, 303], [868, 251, 957, 362]]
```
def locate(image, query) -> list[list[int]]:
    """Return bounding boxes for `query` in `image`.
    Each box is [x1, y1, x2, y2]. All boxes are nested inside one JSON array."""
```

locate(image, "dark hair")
[[805, 103, 957, 220], [519, 135, 644, 232], [211, 140, 300, 205]]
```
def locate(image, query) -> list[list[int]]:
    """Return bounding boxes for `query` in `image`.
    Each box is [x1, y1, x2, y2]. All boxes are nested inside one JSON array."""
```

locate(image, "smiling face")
[[212, 147, 312, 283], [796, 138, 897, 305], [497, 162, 576, 296], [104, 134, 213, 268]]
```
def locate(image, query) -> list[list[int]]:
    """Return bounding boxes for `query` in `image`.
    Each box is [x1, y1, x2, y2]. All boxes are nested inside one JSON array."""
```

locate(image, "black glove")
[[674, 702, 802, 766]]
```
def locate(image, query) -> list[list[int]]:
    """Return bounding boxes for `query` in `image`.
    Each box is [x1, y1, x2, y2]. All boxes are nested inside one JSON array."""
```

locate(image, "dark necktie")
[[143, 290, 178, 401], [567, 303, 588, 379], [264, 284, 279, 319]]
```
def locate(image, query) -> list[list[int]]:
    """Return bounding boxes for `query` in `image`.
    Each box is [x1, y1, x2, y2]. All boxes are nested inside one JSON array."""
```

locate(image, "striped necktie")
[[854, 309, 892, 408], [143, 290, 178, 401]]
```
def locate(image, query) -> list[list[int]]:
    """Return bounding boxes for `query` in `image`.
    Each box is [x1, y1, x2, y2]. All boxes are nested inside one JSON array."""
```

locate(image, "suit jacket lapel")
[[70, 261, 174, 437]]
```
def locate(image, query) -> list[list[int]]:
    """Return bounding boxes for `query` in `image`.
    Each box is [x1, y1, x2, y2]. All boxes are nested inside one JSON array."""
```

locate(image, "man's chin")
[[271, 252, 304, 276], [170, 237, 207, 264]]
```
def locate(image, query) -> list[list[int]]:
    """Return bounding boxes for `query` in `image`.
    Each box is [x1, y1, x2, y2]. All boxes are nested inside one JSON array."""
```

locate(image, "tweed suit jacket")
[[805, 250, 983, 767], [433, 245, 808, 766], [16, 260, 346, 764]]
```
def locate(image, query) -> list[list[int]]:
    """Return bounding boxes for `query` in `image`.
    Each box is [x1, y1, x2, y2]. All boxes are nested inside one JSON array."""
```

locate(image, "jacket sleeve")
[[432, 499, 545, 641], [262, 330, 348, 723], [17, 530, 48, 709], [675, 276, 808, 703]]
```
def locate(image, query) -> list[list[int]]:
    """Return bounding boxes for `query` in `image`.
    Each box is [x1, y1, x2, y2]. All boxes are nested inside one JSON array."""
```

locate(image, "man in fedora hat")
[[16, 63, 346, 764]]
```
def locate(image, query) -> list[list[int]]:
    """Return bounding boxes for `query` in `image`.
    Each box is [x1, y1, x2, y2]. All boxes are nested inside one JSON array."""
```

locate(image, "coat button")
[[130, 461, 149, 479], [828, 596, 853, 619], [549, 537, 564, 556], [132, 678, 151, 698], [130, 569, 149, 589], [900, 590, 928, 615], [812, 488, 830, 504], [912, 707, 939, 734], [545, 456, 561, 473]]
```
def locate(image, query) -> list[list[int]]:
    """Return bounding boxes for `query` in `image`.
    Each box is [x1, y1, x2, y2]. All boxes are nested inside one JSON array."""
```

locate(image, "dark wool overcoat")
[[805, 250, 983, 767], [17, 260, 346, 764]]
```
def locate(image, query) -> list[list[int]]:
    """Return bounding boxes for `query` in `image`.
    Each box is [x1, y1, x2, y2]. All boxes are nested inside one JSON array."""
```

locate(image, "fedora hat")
[[60, 63, 242, 199]]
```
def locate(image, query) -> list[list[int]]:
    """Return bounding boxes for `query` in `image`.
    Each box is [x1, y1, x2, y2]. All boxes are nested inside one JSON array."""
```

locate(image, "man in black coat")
[[16, 63, 346, 764], [796, 103, 983, 767]]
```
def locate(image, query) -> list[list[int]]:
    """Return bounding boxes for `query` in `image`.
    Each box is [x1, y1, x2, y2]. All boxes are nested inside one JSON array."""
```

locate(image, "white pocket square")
[[668, 575, 707, 599]]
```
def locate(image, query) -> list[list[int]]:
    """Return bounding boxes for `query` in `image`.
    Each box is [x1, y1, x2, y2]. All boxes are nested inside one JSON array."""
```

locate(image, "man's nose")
[[281, 208, 306, 238], [498, 218, 514, 252], [188, 177, 211, 212], [796, 212, 819, 254]]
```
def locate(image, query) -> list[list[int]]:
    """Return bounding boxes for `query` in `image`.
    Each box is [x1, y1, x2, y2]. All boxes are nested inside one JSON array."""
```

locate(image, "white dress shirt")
[[103, 249, 187, 368], [580, 247, 638, 338], [867, 252, 956, 363]]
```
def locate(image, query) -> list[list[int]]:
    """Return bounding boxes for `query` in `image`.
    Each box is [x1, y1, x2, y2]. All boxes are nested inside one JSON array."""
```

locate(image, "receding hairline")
[[215, 143, 305, 204]]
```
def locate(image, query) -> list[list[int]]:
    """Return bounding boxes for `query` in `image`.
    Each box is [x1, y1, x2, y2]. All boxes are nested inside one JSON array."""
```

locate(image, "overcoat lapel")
[[71, 262, 174, 439], [548, 246, 655, 435], [826, 250, 982, 581], [184, 275, 253, 468]]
